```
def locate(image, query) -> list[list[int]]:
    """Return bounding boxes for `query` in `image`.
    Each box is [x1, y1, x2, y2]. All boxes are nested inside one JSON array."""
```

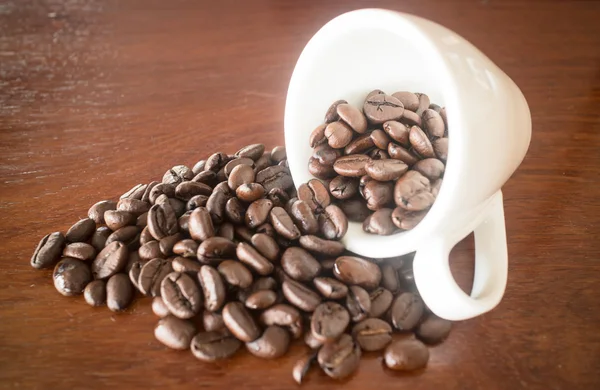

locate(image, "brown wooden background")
[[1, 0, 599, 389]]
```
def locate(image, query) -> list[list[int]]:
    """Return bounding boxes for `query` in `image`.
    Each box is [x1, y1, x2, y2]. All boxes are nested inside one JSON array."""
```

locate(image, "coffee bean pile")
[[308, 90, 448, 235], [30, 142, 452, 383]]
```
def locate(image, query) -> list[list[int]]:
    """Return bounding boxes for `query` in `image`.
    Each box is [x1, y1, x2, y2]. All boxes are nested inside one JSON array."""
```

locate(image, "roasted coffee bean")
[[160, 272, 202, 319], [149, 183, 176, 204], [265, 187, 289, 207], [191, 171, 217, 187], [394, 171, 434, 211], [388, 143, 420, 165], [124, 251, 141, 274], [157, 234, 184, 256], [282, 279, 321, 312], [128, 259, 145, 292], [139, 258, 173, 297], [235, 183, 265, 203], [227, 164, 255, 191], [222, 302, 261, 342], [188, 207, 214, 241], [313, 143, 341, 166], [139, 226, 154, 246], [369, 148, 389, 160], [252, 276, 278, 292], [337, 103, 367, 134], [256, 223, 275, 237], [259, 304, 303, 339], [400, 109, 422, 127], [256, 165, 294, 192], [365, 159, 408, 181], [251, 153, 270, 174], [175, 181, 212, 201], [197, 237, 236, 264], [299, 235, 345, 256], [236, 242, 274, 275], [206, 190, 228, 224], [391, 91, 419, 111], [65, 218, 96, 243], [106, 273, 133, 312], [409, 126, 435, 158], [31, 232, 66, 269], [298, 179, 330, 213], [152, 296, 170, 317], [205, 152, 230, 172], [281, 247, 321, 282], [162, 165, 193, 185], [224, 157, 254, 177], [245, 290, 278, 310], [203, 310, 226, 332], [154, 315, 196, 350], [412, 158, 445, 181], [117, 198, 150, 216], [329, 176, 359, 200], [346, 285, 371, 322], [369, 287, 394, 318], [309, 123, 328, 147], [352, 318, 392, 351], [92, 241, 128, 280], [84, 280, 106, 307], [235, 143, 265, 161], [172, 239, 198, 258], [138, 241, 162, 261], [318, 204, 348, 240], [250, 233, 279, 261], [334, 256, 381, 289], [217, 222, 235, 241], [384, 339, 429, 371], [363, 208, 397, 235], [383, 121, 410, 147], [105, 226, 140, 249], [293, 351, 318, 385], [324, 99, 348, 123], [234, 225, 254, 242], [318, 334, 361, 380], [198, 265, 226, 312], [245, 199, 273, 228], [308, 156, 336, 180], [415, 92, 430, 116], [136, 212, 148, 228], [89, 226, 111, 252], [364, 94, 404, 124], [304, 329, 324, 349], [390, 292, 424, 331], [270, 207, 301, 240], [370, 129, 391, 150], [269, 146, 286, 163], [246, 325, 290, 359], [313, 277, 348, 299], [311, 302, 350, 342], [172, 256, 202, 274], [53, 257, 92, 296], [363, 180, 394, 211], [343, 134, 373, 155], [381, 263, 401, 292], [416, 315, 452, 344], [324, 121, 353, 149], [432, 137, 448, 162], [63, 242, 96, 262], [220, 198, 244, 225], [218, 260, 253, 289], [422, 108, 445, 138], [289, 200, 319, 235], [337, 198, 370, 222], [104, 210, 135, 231], [88, 200, 117, 224], [191, 330, 242, 362], [391, 207, 427, 230], [139, 181, 159, 203], [147, 202, 178, 240], [333, 154, 371, 177]]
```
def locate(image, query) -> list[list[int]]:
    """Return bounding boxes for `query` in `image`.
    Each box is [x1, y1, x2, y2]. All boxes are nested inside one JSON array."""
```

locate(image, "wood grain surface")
[[1, 0, 599, 389]]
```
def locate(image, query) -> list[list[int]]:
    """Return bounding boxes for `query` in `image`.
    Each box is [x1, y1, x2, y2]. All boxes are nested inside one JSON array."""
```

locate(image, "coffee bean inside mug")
[[308, 90, 448, 235]]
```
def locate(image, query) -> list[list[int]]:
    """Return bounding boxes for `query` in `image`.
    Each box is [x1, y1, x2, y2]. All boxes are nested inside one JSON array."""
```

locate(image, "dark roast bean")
[[197, 237, 236, 264], [364, 94, 404, 124], [235, 143, 265, 161], [266, 187, 290, 207], [290, 200, 319, 235], [191, 170, 217, 186], [313, 143, 342, 166], [234, 225, 254, 242], [65, 218, 95, 243], [390, 292, 424, 331], [154, 316, 196, 350], [245, 199, 273, 228], [383, 121, 410, 147], [256, 223, 275, 237], [140, 181, 159, 203], [384, 339, 429, 371], [309, 123, 328, 147], [394, 171, 434, 211], [91, 226, 111, 252], [363, 180, 394, 211], [369, 148, 389, 160], [152, 296, 170, 317], [205, 152, 230, 172], [138, 258, 173, 297], [117, 198, 150, 216], [337, 198, 370, 222], [138, 241, 162, 261], [253, 154, 272, 173], [218, 260, 253, 289], [311, 302, 350, 342], [293, 351, 318, 385], [149, 183, 176, 204], [128, 259, 145, 292], [206, 190, 228, 224], [333, 154, 371, 177], [259, 304, 303, 339], [172, 256, 202, 274], [106, 273, 133, 312], [270, 146, 287, 163], [324, 99, 348, 123], [282, 279, 321, 312], [304, 329, 324, 349], [245, 290, 278, 310], [344, 134, 374, 155], [63, 242, 96, 262], [346, 285, 371, 322], [162, 165, 193, 185], [249, 234, 277, 262], [224, 157, 254, 176], [136, 212, 147, 227], [391, 207, 427, 230], [246, 325, 290, 359], [256, 165, 294, 192], [329, 176, 359, 200], [228, 164, 255, 191], [318, 204, 348, 240], [318, 334, 361, 380], [161, 272, 202, 319], [188, 207, 214, 241], [334, 256, 381, 289], [369, 287, 394, 318], [281, 247, 321, 281], [412, 158, 445, 180], [298, 179, 330, 213], [381, 263, 401, 292], [222, 302, 261, 342], [139, 226, 154, 246], [252, 276, 278, 292], [53, 257, 91, 296], [147, 203, 178, 240], [409, 125, 435, 158], [352, 318, 392, 351], [175, 181, 212, 201], [416, 315, 452, 344], [105, 226, 140, 249], [388, 143, 420, 165], [313, 277, 348, 299], [217, 222, 235, 241], [370, 129, 391, 150], [391, 91, 419, 111], [224, 197, 246, 225], [104, 210, 135, 231], [203, 310, 226, 332], [324, 121, 353, 149], [173, 239, 198, 258], [88, 200, 117, 224], [236, 242, 274, 275], [92, 241, 129, 280], [236, 183, 265, 203], [31, 232, 66, 269], [298, 235, 345, 256], [365, 159, 408, 181], [191, 330, 242, 362], [432, 137, 448, 162], [337, 103, 367, 134], [308, 157, 336, 180], [415, 92, 430, 116], [422, 108, 445, 138], [363, 208, 397, 235], [198, 265, 226, 312], [400, 109, 422, 127], [124, 251, 141, 274], [84, 280, 106, 307], [270, 207, 301, 240]]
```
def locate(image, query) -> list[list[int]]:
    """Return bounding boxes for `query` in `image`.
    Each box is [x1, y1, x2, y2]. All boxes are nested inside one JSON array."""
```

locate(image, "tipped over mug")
[[284, 9, 531, 320]]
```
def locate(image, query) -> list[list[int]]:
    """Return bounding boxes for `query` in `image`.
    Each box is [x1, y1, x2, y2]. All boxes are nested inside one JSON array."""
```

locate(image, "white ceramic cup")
[[284, 9, 531, 321]]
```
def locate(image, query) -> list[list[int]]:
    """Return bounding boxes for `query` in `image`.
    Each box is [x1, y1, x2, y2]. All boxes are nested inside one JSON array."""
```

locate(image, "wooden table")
[[1, 1, 599, 389]]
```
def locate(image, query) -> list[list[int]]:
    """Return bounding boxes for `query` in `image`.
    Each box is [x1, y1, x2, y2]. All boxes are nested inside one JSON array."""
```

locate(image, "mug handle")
[[413, 190, 508, 321]]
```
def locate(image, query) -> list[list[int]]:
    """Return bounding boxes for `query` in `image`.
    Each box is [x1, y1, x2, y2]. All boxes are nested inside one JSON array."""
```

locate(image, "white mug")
[[284, 9, 531, 321]]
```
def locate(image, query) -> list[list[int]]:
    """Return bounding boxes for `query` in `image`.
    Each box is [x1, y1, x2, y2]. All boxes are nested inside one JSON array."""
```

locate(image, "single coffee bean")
[[236, 183, 265, 203], [336, 103, 367, 134], [293, 351, 318, 385], [139, 181, 159, 203], [324, 99, 348, 123], [311, 302, 350, 342], [337, 197, 370, 222], [388, 143, 420, 165], [384, 339, 429, 371], [246, 325, 290, 359], [88, 200, 117, 224], [198, 265, 226, 312], [432, 137, 448, 162], [391, 207, 427, 230], [318, 334, 361, 380], [383, 121, 410, 146], [171, 256, 202, 274], [369, 287, 394, 318], [369, 148, 389, 160], [218, 260, 253, 289], [270, 207, 301, 240], [256, 165, 294, 192], [173, 239, 198, 258], [281, 247, 321, 282], [191, 330, 242, 362], [128, 259, 145, 292], [191, 170, 217, 187], [138, 241, 162, 261], [289, 200, 319, 235], [256, 222, 275, 237], [222, 197, 244, 225], [370, 129, 391, 150], [334, 256, 381, 289], [31, 232, 66, 269], [400, 109, 422, 127], [346, 285, 371, 322], [174, 181, 212, 201], [364, 94, 404, 124], [63, 242, 96, 262], [92, 241, 129, 280], [352, 318, 392, 351], [380, 263, 401, 292], [104, 210, 135, 231], [365, 159, 408, 182], [204, 152, 230, 172], [147, 203, 178, 240], [391, 91, 419, 111], [298, 235, 345, 256], [236, 242, 274, 275], [117, 198, 150, 216], [235, 143, 265, 161], [206, 190, 228, 224], [298, 179, 330, 213], [188, 207, 214, 241], [333, 154, 371, 177], [222, 302, 261, 342], [84, 280, 106, 307], [228, 164, 255, 191], [136, 211, 148, 227], [66, 218, 96, 243], [197, 236, 237, 264], [224, 157, 254, 177], [154, 315, 196, 350], [313, 143, 342, 166], [409, 125, 435, 158], [149, 183, 176, 204], [105, 226, 140, 250], [363, 208, 397, 235], [106, 273, 133, 312], [415, 92, 430, 116], [90, 226, 111, 252], [252, 154, 271, 174], [308, 157, 336, 180], [152, 296, 170, 317], [394, 171, 434, 211], [329, 176, 359, 200], [344, 134, 374, 155], [309, 123, 328, 148], [53, 257, 92, 296], [234, 225, 254, 242], [138, 258, 173, 297], [259, 304, 303, 339], [160, 271, 202, 319], [162, 165, 193, 185], [416, 315, 452, 344], [304, 329, 324, 349], [245, 199, 273, 228], [282, 279, 322, 312], [422, 108, 445, 138], [203, 310, 226, 332], [270, 146, 287, 163], [363, 180, 394, 211], [412, 158, 445, 181], [139, 226, 154, 246], [390, 292, 424, 331], [313, 277, 348, 299], [245, 289, 278, 310], [219, 222, 239, 241], [318, 204, 348, 240], [250, 233, 279, 261], [324, 121, 353, 149]]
